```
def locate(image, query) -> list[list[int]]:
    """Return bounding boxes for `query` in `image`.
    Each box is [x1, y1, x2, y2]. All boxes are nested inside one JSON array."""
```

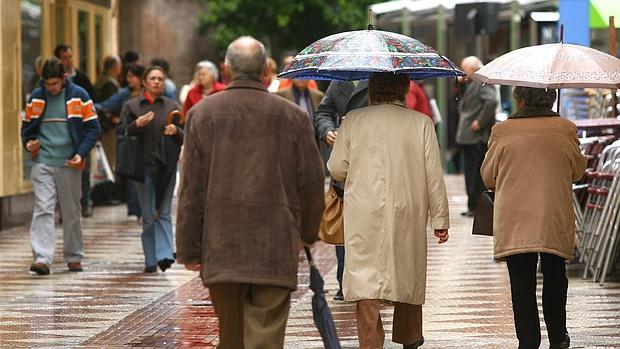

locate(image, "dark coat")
[[120, 93, 184, 167], [313, 81, 368, 143], [176, 78, 325, 290], [456, 80, 497, 145]]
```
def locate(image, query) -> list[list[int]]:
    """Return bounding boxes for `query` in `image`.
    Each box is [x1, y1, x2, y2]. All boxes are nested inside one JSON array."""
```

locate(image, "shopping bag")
[[472, 191, 494, 236], [91, 141, 115, 186]]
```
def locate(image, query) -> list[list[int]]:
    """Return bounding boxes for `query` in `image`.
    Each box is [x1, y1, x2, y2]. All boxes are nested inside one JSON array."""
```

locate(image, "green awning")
[[590, 0, 620, 29]]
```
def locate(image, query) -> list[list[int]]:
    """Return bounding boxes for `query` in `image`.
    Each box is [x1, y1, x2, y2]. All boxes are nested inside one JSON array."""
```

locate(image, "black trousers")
[[506, 253, 568, 349], [462, 142, 488, 212]]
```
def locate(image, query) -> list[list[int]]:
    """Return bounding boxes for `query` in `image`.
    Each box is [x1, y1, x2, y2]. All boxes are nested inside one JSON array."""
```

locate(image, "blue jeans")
[[134, 168, 176, 267]]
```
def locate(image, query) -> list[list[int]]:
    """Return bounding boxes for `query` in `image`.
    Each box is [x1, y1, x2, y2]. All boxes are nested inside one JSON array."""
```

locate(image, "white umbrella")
[[472, 43, 620, 89]]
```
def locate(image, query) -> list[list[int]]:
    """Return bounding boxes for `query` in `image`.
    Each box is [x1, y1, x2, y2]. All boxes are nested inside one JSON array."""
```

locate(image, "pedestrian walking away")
[[176, 36, 325, 349], [481, 86, 587, 349], [327, 73, 450, 349], [21, 57, 101, 275], [456, 56, 497, 217], [314, 79, 369, 301], [118, 66, 183, 273]]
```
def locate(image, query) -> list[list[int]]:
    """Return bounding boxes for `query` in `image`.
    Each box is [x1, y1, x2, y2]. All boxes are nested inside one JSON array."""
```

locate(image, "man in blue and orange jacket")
[[21, 57, 100, 275]]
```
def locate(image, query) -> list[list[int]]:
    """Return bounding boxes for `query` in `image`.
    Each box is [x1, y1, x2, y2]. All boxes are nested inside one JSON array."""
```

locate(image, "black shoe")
[[550, 334, 570, 349], [403, 337, 424, 348], [29, 262, 50, 275], [333, 290, 344, 301], [144, 265, 157, 273], [157, 258, 175, 272], [461, 210, 475, 217]]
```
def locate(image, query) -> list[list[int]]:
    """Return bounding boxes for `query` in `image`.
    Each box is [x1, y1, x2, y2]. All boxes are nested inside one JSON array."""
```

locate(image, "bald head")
[[225, 36, 267, 80], [460, 56, 483, 77]]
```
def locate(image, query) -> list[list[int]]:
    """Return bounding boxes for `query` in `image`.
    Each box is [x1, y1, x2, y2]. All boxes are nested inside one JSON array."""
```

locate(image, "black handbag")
[[472, 191, 494, 236], [115, 121, 144, 183]]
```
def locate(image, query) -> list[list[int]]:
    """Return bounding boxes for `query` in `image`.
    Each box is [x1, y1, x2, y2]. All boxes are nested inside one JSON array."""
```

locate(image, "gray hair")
[[195, 60, 219, 81], [225, 36, 267, 79], [513, 86, 556, 109]]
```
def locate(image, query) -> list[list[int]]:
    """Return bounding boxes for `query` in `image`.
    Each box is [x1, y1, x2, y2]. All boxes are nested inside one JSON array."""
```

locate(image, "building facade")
[[0, 0, 117, 229]]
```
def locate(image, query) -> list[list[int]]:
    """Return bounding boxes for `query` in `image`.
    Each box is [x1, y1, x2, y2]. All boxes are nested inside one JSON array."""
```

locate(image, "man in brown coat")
[[175, 36, 325, 349]]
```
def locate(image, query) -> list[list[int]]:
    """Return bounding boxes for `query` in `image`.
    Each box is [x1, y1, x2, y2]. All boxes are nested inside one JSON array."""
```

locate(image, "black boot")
[[550, 334, 570, 349], [403, 337, 424, 349]]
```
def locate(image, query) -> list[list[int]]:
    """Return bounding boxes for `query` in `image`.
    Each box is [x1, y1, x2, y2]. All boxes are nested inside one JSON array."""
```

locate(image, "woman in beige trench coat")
[[327, 73, 450, 349], [481, 86, 587, 349]]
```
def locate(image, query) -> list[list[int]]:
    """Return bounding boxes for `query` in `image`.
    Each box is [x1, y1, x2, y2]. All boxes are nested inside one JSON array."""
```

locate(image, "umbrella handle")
[[304, 246, 314, 264]]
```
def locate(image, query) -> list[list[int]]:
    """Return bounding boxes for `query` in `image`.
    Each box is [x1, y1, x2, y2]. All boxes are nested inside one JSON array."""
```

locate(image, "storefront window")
[[21, 0, 42, 180]]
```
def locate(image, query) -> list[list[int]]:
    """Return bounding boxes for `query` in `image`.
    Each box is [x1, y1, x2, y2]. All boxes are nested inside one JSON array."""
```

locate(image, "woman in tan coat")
[[327, 73, 450, 349], [481, 86, 587, 349]]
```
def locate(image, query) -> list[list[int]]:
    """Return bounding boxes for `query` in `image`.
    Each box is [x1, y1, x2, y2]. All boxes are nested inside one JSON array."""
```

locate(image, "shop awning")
[[369, 0, 550, 15], [590, 0, 620, 29]]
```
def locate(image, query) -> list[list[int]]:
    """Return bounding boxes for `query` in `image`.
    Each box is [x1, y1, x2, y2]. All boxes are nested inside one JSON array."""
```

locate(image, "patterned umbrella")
[[278, 26, 464, 81], [472, 43, 620, 89]]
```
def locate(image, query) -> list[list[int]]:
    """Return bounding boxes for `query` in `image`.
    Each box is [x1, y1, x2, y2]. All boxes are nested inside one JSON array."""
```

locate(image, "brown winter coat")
[[175, 78, 325, 290], [480, 107, 587, 260]]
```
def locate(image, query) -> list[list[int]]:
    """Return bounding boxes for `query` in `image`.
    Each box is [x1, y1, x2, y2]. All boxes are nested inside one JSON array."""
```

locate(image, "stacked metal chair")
[[577, 139, 620, 285]]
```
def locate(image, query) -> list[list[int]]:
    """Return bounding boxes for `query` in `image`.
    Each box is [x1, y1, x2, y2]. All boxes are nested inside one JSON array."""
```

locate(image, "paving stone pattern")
[[0, 175, 618, 348]]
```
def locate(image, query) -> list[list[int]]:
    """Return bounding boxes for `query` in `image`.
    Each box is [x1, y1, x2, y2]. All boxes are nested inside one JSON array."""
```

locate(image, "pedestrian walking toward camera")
[[118, 66, 183, 273], [481, 86, 587, 349], [457, 56, 497, 217], [327, 73, 449, 349], [22, 57, 101, 275], [176, 36, 325, 349], [55, 44, 98, 217]]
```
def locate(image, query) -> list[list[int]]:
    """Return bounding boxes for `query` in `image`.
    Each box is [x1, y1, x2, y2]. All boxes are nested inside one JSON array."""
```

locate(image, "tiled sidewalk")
[[0, 175, 619, 348]]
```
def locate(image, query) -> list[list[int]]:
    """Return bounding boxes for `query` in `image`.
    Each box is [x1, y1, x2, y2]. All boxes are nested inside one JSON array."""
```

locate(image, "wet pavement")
[[0, 175, 618, 348]]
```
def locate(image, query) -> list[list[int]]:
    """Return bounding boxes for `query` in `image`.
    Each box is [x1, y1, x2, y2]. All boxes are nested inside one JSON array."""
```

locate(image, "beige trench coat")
[[480, 108, 587, 260], [327, 102, 449, 305]]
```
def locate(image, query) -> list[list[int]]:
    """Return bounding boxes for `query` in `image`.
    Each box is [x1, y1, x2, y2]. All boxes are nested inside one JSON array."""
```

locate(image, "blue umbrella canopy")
[[278, 26, 464, 81]]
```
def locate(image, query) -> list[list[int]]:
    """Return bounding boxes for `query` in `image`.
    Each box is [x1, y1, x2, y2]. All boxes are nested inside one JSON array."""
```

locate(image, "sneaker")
[[29, 262, 50, 275], [67, 262, 83, 272]]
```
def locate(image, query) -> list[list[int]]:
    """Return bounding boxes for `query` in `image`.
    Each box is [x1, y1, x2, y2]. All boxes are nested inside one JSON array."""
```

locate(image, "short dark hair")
[[54, 44, 72, 58], [41, 57, 66, 80], [143, 66, 166, 81], [513, 86, 556, 109], [125, 63, 145, 79], [150, 58, 170, 74], [368, 73, 410, 105], [123, 50, 140, 64], [103, 55, 120, 72]]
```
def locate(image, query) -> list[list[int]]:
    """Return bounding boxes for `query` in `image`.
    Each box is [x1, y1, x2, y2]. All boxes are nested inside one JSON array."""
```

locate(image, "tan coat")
[[327, 102, 449, 305], [480, 107, 587, 260]]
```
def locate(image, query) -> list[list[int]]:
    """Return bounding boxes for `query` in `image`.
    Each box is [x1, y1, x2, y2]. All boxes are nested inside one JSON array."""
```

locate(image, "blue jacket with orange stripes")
[[22, 79, 101, 159]]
